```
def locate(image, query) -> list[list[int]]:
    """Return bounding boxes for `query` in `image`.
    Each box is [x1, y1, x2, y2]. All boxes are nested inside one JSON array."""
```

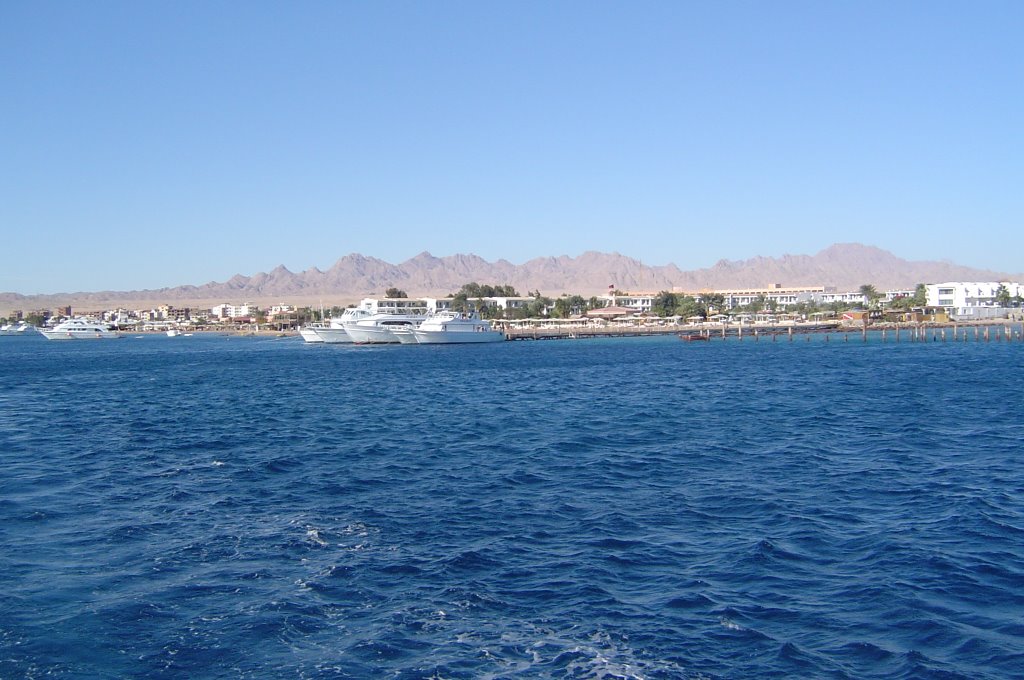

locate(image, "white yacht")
[[410, 311, 505, 344], [40, 319, 120, 340], [343, 312, 427, 344]]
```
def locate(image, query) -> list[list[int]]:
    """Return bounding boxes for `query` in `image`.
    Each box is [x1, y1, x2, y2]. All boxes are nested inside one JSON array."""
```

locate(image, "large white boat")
[[410, 311, 505, 344], [40, 319, 120, 340], [343, 312, 427, 344]]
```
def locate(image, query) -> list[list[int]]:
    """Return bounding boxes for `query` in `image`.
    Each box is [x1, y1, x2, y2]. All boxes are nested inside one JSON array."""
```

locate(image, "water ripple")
[[1, 333, 1022, 677]]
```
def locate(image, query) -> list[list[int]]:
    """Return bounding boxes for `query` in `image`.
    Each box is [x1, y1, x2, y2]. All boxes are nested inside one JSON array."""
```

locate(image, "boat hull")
[[299, 328, 326, 343], [315, 327, 353, 344], [40, 330, 120, 340], [411, 330, 505, 344], [390, 328, 420, 344], [344, 324, 401, 344]]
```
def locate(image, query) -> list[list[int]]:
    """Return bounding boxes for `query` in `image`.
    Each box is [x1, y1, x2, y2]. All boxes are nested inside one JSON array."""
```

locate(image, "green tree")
[[911, 283, 927, 307], [698, 293, 726, 316], [651, 291, 679, 317], [385, 288, 408, 298], [995, 283, 1011, 308], [527, 295, 552, 317], [551, 297, 572, 318], [676, 296, 703, 320], [451, 293, 470, 313]]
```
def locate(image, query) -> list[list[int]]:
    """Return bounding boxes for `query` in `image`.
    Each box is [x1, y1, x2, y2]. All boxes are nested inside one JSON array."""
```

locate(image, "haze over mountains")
[[1, 244, 1016, 311]]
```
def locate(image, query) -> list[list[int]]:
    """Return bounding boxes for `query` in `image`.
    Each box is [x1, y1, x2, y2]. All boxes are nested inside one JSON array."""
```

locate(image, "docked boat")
[[40, 319, 120, 340], [314, 308, 376, 344], [298, 322, 328, 343], [343, 312, 427, 344], [410, 311, 505, 344], [389, 326, 421, 344], [679, 332, 710, 341], [0, 322, 35, 335]]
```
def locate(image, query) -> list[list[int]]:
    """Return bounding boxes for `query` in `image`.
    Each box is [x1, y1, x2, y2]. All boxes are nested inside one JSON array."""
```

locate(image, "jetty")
[[502, 320, 1024, 343]]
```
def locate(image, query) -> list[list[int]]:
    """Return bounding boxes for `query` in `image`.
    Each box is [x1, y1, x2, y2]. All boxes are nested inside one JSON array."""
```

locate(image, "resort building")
[[715, 284, 826, 309], [926, 282, 1023, 319], [819, 291, 868, 305], [356, 296, 537, 315], [884, 289, 915, 302], [597, 293, 656, 313], [598, 285, 832, 312], [211, 303, 258, 319]]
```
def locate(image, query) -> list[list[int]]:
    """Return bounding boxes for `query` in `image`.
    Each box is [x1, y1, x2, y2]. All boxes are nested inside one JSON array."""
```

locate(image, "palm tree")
[[859, 284, 881, 308]]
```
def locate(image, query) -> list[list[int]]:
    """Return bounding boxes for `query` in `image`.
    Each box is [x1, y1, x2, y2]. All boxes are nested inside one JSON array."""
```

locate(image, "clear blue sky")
[[2, 1, 1021, 294]]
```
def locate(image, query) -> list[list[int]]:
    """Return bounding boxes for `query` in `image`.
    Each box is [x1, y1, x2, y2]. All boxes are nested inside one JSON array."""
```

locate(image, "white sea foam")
[[305, 527, 327, 546], [719, 616, 743, 631]]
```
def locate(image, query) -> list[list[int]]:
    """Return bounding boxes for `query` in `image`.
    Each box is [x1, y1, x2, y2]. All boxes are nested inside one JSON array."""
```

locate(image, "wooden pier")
[[502, 321, 1024, 343]]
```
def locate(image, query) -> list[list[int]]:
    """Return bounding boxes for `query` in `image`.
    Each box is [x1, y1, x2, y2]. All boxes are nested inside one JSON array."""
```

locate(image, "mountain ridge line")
[[1, 243, 1017, 314]]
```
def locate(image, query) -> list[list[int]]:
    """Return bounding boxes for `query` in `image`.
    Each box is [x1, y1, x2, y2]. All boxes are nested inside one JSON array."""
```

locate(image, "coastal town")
[[3, 280, 1022, 337]]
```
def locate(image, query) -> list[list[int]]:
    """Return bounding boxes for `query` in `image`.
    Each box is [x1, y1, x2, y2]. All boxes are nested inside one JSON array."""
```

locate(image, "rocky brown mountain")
[[1, 244, 1016, 312]]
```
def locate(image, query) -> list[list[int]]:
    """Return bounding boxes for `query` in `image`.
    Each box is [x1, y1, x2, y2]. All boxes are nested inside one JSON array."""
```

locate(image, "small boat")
[[0, 322, 35, 336], [40, 318, 120, 340], [166, 329, 180, 337], [678, 333, 710, 341]]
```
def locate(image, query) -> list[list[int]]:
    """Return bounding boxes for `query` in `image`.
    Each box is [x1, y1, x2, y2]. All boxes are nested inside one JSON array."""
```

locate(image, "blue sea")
[[2, 331, 1023, 679]]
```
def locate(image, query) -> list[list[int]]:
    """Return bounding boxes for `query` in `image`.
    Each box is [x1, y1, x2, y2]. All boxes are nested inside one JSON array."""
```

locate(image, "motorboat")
[[298, 322, 328, 343], [40, 319, 120, 340], [166, 328, 181, 337], [314, 308, 375, 344], [0, 322, 35, 335], [319, 308, 372, 343], [410, 311, 505, 344], [343, 312, 427, 344]]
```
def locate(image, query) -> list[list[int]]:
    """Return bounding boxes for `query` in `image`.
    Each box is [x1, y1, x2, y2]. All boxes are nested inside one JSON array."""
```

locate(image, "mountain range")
[[1, 244, 1017, 312]]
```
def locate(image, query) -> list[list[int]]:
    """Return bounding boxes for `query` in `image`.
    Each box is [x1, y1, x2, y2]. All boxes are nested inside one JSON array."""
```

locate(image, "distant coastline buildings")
[[5, 281, 1023, 329]]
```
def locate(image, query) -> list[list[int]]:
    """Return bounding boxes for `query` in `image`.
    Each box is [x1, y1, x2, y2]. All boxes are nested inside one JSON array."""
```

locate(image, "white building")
[[926, 282, 1023, 319], [597, 293, 656, 313], [884, 289, 915, 302], [356, 296, 538, 315], [597, 285, 829, 312], [211, 303, 258, 319], [359, 297, 431, 314], [820, 291, 869, 305]]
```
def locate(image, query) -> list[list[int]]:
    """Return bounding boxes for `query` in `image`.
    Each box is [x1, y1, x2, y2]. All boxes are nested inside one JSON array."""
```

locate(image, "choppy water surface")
[[1, 332, 1023, 678]]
